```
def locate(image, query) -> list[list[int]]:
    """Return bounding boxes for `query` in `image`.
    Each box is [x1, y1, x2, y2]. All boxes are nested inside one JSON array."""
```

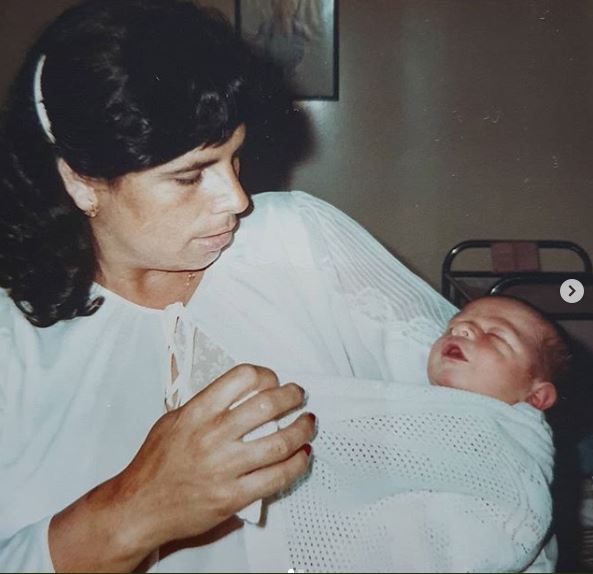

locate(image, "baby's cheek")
[[426, 346, 442, 385], [427, 361, 458, 389]]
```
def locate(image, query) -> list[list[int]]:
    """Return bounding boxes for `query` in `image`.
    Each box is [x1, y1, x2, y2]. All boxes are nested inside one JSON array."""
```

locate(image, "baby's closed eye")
[[487, 329, 515, 351]]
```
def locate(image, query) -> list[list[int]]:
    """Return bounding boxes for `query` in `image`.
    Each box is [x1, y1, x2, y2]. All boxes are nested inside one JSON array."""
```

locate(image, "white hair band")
[[33, 55, 56, 144]]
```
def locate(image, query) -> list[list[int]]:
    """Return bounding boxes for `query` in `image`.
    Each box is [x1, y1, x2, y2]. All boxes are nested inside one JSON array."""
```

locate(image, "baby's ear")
[[526, 381, 557, 411]]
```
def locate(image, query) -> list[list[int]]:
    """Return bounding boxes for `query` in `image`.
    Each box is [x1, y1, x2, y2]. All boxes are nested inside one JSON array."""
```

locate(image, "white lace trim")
[[162, 303, 234, 411]]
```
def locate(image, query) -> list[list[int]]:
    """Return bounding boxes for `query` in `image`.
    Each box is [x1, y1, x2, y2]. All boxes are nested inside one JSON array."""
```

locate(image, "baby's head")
[[428, 296, 570, 410]]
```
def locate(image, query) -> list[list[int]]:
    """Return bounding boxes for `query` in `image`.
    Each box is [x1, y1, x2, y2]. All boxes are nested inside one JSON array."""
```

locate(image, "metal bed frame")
[[441, 239, 593, 319]]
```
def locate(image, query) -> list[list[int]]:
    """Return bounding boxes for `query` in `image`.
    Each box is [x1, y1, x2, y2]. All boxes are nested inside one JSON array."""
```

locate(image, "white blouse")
[[0, 191, 548, 572]]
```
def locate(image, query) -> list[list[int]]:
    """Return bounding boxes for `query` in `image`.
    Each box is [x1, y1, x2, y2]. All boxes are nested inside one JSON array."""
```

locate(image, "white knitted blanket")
[[245, 375, 554, 573]]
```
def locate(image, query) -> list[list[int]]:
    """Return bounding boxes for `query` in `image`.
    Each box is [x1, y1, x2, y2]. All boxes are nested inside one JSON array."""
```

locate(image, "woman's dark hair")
[[0, 0, 263, 326]]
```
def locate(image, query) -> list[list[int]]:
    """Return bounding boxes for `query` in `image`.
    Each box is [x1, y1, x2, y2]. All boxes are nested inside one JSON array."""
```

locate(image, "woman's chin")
[[188, 249, 224, 271]]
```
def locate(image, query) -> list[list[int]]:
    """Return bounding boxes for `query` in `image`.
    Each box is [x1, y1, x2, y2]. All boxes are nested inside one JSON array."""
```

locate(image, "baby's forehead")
[[451, 298, 544, 329]]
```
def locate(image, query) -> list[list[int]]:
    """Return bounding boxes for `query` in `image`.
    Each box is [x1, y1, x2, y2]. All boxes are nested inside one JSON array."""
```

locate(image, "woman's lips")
[[442, 341, 468, 362], [196, 230, 233, 251]]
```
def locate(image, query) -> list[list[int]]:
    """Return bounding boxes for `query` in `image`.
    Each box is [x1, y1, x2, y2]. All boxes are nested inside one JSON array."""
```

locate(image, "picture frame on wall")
[[236, 0, 338, 101]]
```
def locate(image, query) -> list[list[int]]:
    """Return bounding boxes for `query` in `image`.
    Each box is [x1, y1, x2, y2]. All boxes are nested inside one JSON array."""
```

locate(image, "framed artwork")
[[236, 0, 338, 100]]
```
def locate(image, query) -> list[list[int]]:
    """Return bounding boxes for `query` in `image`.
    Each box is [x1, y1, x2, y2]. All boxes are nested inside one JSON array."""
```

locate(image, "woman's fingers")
[[113, 363, 316, 546], [224, 382, 307, 439], [237, 444, 313, 504], [233, 412, 316, 475], [184, 365, 309, 442], [186, 363, 280, 413]]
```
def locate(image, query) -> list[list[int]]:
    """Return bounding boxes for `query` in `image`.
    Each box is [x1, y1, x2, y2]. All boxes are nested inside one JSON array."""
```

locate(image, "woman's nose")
[[211, 170, 250, 215]]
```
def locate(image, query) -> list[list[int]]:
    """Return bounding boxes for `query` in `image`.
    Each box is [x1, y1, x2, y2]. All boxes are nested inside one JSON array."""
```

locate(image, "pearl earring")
[[85, 203, 98, 218]]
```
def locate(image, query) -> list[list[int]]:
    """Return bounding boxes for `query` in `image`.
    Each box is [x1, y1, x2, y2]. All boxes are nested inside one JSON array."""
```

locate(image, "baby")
[[428, 295, 570, 410], [258, 295, 569, 572]]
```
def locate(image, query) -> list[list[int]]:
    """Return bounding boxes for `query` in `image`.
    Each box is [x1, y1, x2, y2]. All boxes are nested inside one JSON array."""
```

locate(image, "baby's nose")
[[452, 324, 473, 338]]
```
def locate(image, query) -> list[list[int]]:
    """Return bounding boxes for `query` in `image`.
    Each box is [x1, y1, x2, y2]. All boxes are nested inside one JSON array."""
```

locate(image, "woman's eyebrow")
[[161, 140, 245, 177], [161, 159, 215, 177]]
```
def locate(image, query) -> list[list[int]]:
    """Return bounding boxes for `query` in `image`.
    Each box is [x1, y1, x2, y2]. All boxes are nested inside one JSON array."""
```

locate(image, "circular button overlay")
[[560, 279, 585, 304]]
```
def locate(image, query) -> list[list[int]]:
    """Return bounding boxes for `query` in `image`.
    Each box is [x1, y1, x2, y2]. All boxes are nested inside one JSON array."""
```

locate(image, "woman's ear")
[[526, 381, 557, 411], [56, 158, 99, 216]]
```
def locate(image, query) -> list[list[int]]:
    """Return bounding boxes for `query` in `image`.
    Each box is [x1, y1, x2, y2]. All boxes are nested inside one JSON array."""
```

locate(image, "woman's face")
[[91, 125, 248, 275]]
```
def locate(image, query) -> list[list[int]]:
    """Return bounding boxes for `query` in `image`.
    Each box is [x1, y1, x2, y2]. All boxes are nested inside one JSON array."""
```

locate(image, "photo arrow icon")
[[560, 279, 584, 303]]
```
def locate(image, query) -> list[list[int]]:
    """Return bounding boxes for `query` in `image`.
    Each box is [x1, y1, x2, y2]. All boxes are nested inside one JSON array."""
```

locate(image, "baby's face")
[[427, 298, 547, 404]]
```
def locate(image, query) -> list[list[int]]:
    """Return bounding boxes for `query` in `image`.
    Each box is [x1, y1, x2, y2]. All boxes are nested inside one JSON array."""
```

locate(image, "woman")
[[0, 0, 478, 571]]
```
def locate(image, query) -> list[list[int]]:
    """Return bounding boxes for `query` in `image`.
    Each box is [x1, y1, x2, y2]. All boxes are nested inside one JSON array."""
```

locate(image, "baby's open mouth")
[[442, 342, 468, 362]]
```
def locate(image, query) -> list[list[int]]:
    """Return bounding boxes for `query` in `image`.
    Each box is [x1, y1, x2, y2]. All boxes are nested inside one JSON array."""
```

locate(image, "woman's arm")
[[48, 475, 151, 573], [27, 364, 313, 573], [292, 191, 457, 381], [295, 191, 455, 325]]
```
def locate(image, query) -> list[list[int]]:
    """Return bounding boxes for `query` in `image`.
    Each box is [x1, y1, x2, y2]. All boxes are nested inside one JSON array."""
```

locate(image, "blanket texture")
[[245, 375, 554, 573]]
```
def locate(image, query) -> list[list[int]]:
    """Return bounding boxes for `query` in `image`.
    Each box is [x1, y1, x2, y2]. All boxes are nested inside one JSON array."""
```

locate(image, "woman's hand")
[[119, 363, 314, 544], [49, 364, 315, 572]]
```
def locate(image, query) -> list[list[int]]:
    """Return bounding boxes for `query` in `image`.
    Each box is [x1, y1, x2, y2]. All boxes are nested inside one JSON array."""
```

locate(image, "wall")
[[1, 0, 593, 289], [293, 0, 593, 286]]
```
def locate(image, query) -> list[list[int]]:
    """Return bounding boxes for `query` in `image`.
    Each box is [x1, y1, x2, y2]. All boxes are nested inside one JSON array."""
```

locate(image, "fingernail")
[[300, 386, 309, 403], [303, 443, 312, 456], [307, 412, 316, 424]]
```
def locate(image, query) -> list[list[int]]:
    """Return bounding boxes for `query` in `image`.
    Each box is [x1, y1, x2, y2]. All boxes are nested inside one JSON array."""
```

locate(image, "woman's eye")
[[174, 172, 203, 186]]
